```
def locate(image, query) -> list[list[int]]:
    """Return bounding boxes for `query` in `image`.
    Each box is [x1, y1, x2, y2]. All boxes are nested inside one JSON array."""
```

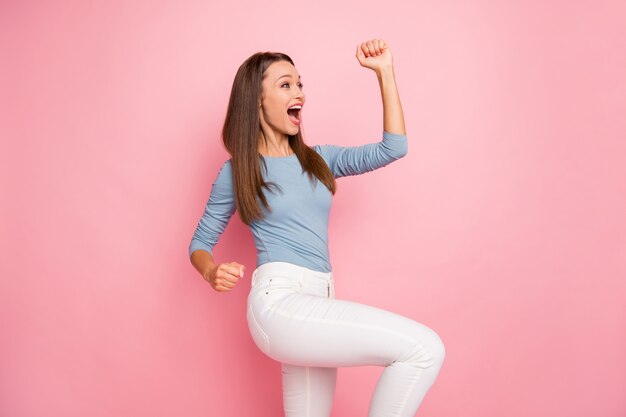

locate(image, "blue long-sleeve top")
[[189, 131, 408, 273]]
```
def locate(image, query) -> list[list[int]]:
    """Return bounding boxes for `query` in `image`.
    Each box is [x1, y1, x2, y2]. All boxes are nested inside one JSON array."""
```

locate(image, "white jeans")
[[246, 262, 446, 417]]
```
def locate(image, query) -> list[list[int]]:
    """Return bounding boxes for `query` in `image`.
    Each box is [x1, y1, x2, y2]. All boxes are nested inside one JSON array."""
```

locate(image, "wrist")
[[203, 264, 216, 281], [375, 65, 395, 79]]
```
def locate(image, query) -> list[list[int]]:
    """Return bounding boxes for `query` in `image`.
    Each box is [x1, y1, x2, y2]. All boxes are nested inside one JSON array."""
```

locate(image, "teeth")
[[289, 105, 302, 110]]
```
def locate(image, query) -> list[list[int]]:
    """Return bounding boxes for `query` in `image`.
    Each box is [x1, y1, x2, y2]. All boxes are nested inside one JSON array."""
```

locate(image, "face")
[[259, 60, 305, 138]]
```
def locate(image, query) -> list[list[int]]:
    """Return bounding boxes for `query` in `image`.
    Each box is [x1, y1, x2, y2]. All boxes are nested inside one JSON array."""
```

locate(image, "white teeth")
[[289, 105, 302, 110]]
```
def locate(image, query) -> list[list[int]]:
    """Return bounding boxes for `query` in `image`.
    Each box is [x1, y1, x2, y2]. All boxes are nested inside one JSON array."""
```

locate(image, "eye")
[[281, 82, 304, 89]]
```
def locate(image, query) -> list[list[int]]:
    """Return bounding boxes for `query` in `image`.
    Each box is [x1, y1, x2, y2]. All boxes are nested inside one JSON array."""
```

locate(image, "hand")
[[355, 39, 393, 72], [205, 261, 245, 292]]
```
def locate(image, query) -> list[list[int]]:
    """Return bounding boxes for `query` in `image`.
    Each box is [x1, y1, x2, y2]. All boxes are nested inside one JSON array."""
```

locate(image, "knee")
[[428, 331, 446, 370], [402, 327, 446, 371]]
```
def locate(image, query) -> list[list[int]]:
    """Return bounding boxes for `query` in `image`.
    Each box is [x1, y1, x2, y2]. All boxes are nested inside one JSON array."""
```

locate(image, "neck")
[[258, 131, 292, 157]]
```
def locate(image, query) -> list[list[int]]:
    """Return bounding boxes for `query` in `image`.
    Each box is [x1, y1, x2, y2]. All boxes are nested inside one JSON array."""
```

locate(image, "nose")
[[294, 85, 304, 99]]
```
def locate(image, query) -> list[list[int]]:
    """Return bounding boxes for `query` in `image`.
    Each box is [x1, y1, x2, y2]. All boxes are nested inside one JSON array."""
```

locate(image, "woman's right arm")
[[189, 160, 245, 291]]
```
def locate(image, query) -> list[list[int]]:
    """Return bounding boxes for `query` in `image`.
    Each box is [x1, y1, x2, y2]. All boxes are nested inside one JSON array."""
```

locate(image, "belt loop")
[[327, 272, 332, 297], [298, 268, 305, 287]]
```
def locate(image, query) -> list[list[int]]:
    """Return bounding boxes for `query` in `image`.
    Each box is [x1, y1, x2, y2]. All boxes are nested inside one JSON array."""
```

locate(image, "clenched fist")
[[205, 261, 246, 292], [355, 39, 393, 72]]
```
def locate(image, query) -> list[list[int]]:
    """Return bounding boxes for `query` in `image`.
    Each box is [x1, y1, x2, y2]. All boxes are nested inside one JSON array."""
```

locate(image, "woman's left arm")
[[356, 39, 406, 135], [314, 40, 408, 178]]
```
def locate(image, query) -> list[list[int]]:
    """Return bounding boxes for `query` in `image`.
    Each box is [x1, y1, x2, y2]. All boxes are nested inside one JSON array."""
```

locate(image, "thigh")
[[250, 291, 443, 368]]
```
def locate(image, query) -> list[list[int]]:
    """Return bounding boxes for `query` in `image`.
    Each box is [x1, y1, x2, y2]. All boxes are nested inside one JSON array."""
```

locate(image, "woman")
[[189, 39, 445, 417]]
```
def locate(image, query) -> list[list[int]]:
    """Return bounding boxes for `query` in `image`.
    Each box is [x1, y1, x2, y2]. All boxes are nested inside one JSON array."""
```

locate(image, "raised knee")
[[430, 332, 446, 369], [402, 328, 446, 370]]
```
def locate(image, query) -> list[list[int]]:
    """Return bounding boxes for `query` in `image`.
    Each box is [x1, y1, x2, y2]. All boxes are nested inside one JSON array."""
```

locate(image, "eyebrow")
[[276, 74, 301, 82]]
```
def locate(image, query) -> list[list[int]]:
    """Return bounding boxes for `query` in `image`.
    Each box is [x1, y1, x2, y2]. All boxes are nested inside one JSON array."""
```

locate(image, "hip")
[[248, 261, 335, 312]]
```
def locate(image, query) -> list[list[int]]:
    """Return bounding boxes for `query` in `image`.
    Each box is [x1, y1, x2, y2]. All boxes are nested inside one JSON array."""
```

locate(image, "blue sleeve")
[[189, 160, 236, 258], [315, 131, 408, 178]]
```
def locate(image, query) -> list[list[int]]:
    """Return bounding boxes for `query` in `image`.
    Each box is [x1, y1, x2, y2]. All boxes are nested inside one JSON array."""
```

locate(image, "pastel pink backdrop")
[[1, 1, 625, 416]]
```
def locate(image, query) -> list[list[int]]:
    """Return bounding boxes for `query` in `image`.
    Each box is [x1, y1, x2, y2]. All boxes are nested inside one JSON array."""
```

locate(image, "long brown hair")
[[222, 52, 337, 225]]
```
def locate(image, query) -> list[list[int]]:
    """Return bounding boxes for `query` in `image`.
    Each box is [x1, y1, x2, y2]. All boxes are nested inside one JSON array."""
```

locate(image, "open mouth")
[[287, 106, 302, 125]]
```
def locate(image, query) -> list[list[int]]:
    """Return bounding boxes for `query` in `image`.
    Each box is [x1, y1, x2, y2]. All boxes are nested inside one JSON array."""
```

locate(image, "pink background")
[[1, 1, 625, 416]]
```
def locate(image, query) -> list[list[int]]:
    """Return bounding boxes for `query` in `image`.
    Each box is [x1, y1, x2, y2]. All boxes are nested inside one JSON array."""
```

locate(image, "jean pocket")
[[256, 276, 301, 309], [247, 304, 270, 354]]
